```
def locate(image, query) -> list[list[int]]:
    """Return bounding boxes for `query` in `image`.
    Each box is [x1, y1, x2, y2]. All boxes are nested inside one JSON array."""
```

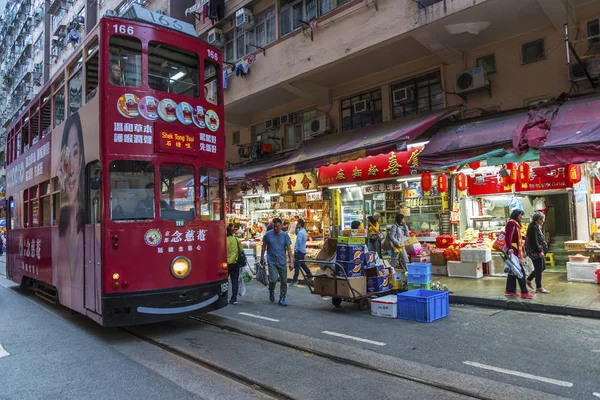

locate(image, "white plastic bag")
[[239, 274, 246, 297], [504, 252, 524, 279]]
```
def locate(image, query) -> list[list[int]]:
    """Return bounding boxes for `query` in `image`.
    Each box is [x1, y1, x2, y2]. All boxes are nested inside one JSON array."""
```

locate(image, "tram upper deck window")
[[109, 160, 155, 221], [108, 36, 142, 87], [160, 164, 195, 221], [148, 42, 200, 97]]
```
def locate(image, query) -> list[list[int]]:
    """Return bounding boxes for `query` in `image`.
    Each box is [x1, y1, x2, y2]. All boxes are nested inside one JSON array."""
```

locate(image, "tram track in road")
[[187, 316, 488, 400], [120, 327, 296, 400]]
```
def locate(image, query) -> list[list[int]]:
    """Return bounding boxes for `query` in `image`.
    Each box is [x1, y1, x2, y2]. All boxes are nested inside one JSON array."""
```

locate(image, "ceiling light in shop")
[[328, 184, 358, 189], [396, 177, 421, 182], [295, 189, 317, 194], [262, 193, 280, 198], [242, 194, 262, 199]]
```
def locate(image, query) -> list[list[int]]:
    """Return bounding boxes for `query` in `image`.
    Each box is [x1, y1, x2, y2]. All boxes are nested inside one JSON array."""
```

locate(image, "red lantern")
[[456, 172, 468, 192], [468, 161, 481, 170], [448, 166, 458, 174], [505, 163, 517, 185], [421, 172, 432, 194], [517, 163, 530, 189], [437, 173, 448, 193], [568, 164, 582, 184]]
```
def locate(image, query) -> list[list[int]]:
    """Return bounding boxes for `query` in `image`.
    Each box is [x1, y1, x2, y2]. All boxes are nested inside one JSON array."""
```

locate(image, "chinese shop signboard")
[[467, 165, 573, 196], [317, 148, 423, 186]]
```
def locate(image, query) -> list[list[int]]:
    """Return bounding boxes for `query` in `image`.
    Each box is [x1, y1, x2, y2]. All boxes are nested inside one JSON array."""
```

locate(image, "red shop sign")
[[515, 165, 573, 192], [467, 175, 512, 196], [317, 147, 423, 186]]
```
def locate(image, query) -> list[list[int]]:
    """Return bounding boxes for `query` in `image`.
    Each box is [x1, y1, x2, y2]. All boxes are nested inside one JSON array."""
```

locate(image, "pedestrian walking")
[[291, 218, 313, 285], [226, 225, 241, 304], [367, 214, 382, 257], [389, 214, 409, 271], [503, 209, 533, 299], [261, 218, 293, 306], [525, 211, 550, 294]]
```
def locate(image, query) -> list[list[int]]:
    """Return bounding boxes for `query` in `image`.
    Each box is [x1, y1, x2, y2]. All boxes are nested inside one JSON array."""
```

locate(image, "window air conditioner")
[[265, 118, 279, 130], [236, 8, 254, 30], [353, 100, 371, 114], [308, 116, 330, 138], [207, 28, 224, 47], [280, 114, 293, 125], [455, 68, 488, 95], [392, 87, 414, 104]]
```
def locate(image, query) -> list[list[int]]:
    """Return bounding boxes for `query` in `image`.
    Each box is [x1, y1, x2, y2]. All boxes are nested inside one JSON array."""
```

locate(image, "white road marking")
[[592, 392, 600, 398], [0, 344, 9, 358], [463, 361, 573, 388], [238, 312, 280, 322], [322, 331, 386, 346]]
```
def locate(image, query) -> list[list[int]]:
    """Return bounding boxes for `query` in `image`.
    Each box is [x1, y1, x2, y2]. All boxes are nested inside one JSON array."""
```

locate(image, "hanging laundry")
[[247, 54, 256, 65], [223, 69, 229, 90], [209, 0, 225, 21], [235, 62, 249, 78], [241, 62, 249, 76], [67, 29, 80, 46], [202, 2, 209, 24]]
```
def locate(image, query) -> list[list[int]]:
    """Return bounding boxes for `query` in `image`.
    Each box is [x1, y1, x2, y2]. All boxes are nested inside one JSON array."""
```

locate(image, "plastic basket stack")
[[407, 262, 432, 290]]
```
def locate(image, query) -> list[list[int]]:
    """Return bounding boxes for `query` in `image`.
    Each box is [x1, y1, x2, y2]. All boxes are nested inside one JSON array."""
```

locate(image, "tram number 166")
[[207, 50, 219, 61], [113, 24, 134, 35]]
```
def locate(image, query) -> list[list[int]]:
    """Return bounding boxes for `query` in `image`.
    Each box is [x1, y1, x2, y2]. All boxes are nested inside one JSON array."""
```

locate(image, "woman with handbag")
[[525, 211, 550, 293], [367, 214, 383, 257], [389, 214, 410, 271], [226, 225, 243, 304], [503, 209, 533, 299]]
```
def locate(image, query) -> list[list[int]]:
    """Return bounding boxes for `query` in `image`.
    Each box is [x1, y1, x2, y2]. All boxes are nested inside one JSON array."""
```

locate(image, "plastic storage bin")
[[397, 289, 449, 322], [407, 272, 432, 284], [407, 262, 432, 275], [408, 282, 432, 291]]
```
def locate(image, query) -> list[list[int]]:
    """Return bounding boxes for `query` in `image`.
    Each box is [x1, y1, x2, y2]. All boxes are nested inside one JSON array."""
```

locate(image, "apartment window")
[[54, 86, 65, 127], [254, 7, 277, 48], [232, 131, 240, 145], [34, 35, 43, 53], [391, 72, 443, 120], [588, 19, 599, 49], [286, 109, 318, 147], [148, 41, 200, 97], [251, 122, 268, 143], [341, 89, 383, 131], [280, 0, 317, 36], [224, 31, 234, 63], [476, 54, 496, 75], [522, 39, 545, 65], [235, 27, 249, 60]]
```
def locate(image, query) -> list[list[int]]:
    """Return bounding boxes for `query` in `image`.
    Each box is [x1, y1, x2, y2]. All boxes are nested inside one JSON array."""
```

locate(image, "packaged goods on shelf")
[[447, 261, 484, 279], [567, 262, 600, 283]]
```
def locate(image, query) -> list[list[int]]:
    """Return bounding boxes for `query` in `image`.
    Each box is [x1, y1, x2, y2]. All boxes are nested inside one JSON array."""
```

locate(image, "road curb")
[[449, 295, 600, 319], [199, 314, 569, 400]]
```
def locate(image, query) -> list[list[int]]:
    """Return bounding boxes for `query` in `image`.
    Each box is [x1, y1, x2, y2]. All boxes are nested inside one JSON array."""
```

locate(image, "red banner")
[[467, 165, 573, 196], [318, 147, 423, 186]]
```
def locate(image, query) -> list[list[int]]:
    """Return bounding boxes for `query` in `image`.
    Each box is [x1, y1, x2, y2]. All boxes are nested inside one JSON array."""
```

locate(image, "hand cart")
[[298, 259, 391, 311]]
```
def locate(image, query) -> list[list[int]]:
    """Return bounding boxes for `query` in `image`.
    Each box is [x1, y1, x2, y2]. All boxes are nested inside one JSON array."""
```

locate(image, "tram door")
[[84, 161, 102, 314]]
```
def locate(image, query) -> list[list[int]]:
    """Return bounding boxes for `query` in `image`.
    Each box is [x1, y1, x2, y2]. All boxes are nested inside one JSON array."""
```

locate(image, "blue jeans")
[[367, 238, 381, 257], [293, 251, 313, 281]]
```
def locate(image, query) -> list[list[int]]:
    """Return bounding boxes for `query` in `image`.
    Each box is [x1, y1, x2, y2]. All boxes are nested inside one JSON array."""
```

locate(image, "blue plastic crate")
[[407, 272, 432, 284], [397, 289, 449, 322], [407, 262, 432, 275]]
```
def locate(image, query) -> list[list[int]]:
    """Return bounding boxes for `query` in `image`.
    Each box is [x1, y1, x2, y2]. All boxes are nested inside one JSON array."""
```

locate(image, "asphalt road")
[[212, 280, 600, 399]]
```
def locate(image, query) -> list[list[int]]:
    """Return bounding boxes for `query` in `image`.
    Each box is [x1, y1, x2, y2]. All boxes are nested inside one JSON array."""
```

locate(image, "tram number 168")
[[113, 24, 134, 35]]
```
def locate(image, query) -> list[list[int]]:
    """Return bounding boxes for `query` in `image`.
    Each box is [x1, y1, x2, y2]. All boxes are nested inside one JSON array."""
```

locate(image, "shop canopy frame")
[[254, 106, 461, 179], [226, 157, 290, 184]]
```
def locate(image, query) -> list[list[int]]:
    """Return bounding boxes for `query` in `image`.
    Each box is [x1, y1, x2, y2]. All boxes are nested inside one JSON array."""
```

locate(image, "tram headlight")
[[171, 256, 191, 279]]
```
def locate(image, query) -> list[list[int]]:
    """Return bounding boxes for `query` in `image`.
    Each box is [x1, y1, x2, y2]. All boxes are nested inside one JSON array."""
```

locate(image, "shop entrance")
[[545, 194, 572, 237]]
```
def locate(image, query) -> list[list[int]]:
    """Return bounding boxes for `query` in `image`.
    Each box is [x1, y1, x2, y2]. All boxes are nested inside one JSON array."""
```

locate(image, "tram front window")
[[160, 164, 195, 221], [109, 160, 155, 221]]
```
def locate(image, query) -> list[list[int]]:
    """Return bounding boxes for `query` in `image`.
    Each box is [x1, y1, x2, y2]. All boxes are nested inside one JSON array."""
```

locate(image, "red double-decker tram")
[[4, 7, 228, 326]]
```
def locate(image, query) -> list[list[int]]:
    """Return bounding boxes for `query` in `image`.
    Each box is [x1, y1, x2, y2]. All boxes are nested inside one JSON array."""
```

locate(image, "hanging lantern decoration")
[[468, 161, 481, 170], [568, 164, 582, 185], [448, 166, 458, 175], [437, 173, 448, 193], [505, 163, 518, 185], [517, 163, 531, 189], [456, 172, 468, 194], [421, 172, 433, 195]]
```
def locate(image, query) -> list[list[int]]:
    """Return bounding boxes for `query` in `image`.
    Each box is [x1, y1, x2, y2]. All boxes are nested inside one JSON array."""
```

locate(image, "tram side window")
[[22, 121, 30, 152], [110, 160, 155, 221], [54, 87, 65, 127], [68, 70, 82, 115], [204, 59, 220, 106], [86, 52, 99, 101], [30, 186, 39, 228], [23, 189, 29, 228], [41, 97, 52, 137], [31, 112, 39, 145], [41, 181, 51, 227], [148, 42, 200, 97], [159, 164, 195, 221], [52, 177, 60, 226], [108, 36, 142, 87], [16, 130, 22, 158], [199, 167, 223, 221]]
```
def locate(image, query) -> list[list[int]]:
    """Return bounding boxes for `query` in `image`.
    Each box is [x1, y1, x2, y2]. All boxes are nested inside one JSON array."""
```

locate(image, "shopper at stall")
[[226, 225, 241, 305], [367, 215, 382, 257], [350, 220, 361, 229], [291, 219, 313, 286], [389, 214, 409, 271], [503, 209, 533, 299], [261, 218, 294, 306], [525, 211, 550, 294]]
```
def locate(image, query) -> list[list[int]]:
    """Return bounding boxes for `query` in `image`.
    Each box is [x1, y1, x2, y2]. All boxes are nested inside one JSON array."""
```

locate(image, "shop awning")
[[419, 111, 529, 169], [540, 96, 600, 165], [226, 158, 290, 184], [263, 106, 460, 177]]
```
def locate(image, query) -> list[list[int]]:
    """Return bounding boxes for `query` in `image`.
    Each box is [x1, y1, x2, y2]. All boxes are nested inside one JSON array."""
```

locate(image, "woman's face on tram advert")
[[60, 113, 85, 206]]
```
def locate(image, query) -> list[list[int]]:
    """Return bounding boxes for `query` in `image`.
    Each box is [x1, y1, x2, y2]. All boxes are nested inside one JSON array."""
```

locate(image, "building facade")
[[184, 0, 600, 167]]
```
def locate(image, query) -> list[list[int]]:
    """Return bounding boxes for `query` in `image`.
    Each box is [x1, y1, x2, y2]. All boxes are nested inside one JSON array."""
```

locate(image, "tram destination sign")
[[120, 4, 198, 37], [157, 129, 196, 153]]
